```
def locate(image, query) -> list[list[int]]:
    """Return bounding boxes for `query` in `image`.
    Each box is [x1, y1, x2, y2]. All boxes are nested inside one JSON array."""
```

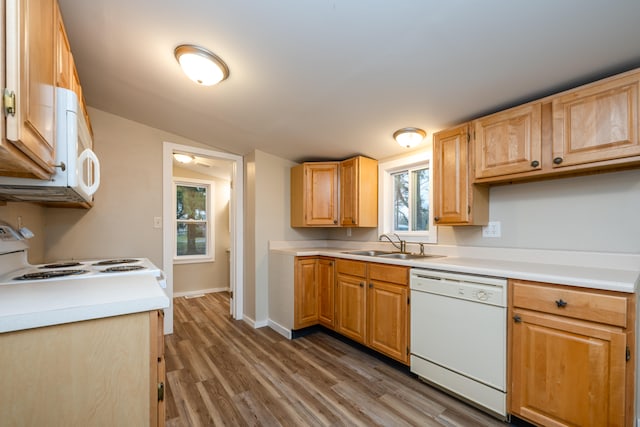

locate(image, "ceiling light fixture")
[[173, 153, 195, 164], [393, 127, 426, 148], [174, 44, 229, 86]]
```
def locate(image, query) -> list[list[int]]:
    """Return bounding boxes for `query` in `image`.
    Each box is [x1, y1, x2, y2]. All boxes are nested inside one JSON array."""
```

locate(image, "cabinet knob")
[[359, 282, 364, 287], [513, 314, 522, 323], [333, 220, 338, 224], [368, 283, 373, 289], [434, 216, 440, 222], [553, 157, 563, 165], [555, 299, 568, 308], [530, 160, 539, 168]]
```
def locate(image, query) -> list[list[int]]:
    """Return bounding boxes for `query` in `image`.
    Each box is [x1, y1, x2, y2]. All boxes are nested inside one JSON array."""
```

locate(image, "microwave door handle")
[[78, 149, 101, 196]]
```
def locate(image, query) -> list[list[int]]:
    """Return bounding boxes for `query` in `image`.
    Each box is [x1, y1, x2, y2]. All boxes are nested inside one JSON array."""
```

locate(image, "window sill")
[[173, 256, 215, 265]]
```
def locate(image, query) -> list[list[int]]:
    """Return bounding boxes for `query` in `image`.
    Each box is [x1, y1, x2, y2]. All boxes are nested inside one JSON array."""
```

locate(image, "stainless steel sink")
[[377, 253, 445, 260], [342, 250, 394, 256]]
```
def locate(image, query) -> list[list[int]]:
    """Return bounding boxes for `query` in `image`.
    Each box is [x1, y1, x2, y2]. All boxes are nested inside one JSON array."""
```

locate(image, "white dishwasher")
[[410, 269, 507, 419]]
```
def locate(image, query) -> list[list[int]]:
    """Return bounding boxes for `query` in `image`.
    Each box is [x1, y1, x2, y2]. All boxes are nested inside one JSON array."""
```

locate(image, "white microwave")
[[0, 88, 100, 203]]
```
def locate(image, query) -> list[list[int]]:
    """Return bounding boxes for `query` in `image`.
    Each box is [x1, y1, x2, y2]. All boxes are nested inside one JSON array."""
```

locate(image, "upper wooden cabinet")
[[552, 72, 640, 168], [339, 156, 378, 227], [474, 103, 542, 179], [291, 156, 378, 228], [509, 280, 634, 427], [432, 124, 488, 226], [1, 0, 57, 179], [291, 162, 339, 227]]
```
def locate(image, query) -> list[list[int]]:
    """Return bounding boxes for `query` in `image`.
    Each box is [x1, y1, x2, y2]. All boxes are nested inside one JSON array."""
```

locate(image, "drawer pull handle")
[[555, 299, 568, 308], [359, 282, 364, 288], [513, 314, 522, 323], [530, 160, 539, 168], [553, 157, 563, 165]]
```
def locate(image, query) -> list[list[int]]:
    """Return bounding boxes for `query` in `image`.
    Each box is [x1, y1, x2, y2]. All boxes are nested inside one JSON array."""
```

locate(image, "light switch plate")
[[153, 216, 162, 229], [482, 221, 501, 238]]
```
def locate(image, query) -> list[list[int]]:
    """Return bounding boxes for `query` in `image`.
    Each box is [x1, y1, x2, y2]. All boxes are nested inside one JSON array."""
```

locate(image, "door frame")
[[162, 142, 244, 333]]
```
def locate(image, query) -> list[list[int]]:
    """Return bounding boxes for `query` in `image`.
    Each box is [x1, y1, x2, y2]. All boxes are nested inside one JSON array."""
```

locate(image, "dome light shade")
[[393, 127, 426, 148], [173, 153, 194, 164], [174, 44, 229, 86]]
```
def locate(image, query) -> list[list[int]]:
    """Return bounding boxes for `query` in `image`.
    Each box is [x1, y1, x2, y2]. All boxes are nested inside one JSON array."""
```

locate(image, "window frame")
[[378, 150, 437, 244], [173, 177, 215, 264]]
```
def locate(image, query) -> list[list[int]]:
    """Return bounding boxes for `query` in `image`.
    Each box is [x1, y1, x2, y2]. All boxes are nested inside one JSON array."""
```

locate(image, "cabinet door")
[[294, 258, 318, 329], [55, 4, 72, 90], [474, 103, 542, 178], [510, 309, 627, 427], [3, 0, 57, 178], [305, 163, 338, 226], [552, 73, 640, 168], [317, 258, 335, 329], [339, 157, 358, 226], [367, 280, 408, 364], [150, 310, 166, 427], [336, 274, 366, 343]]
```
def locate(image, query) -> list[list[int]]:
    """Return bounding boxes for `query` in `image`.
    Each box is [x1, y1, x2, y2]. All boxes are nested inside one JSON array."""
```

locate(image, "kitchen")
[[1, 1, 640, 426]]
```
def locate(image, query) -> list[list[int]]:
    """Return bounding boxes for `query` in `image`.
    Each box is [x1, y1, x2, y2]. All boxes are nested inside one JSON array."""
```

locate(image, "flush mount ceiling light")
[[173, 153, 195, 164], [174, 44, 229, 86], [393, 127, 427, 148]]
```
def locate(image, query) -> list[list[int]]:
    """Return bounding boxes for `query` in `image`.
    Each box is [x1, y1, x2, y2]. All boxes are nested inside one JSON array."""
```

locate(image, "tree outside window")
[[174, 179, 214, 262], [392, 167, 429, 232]]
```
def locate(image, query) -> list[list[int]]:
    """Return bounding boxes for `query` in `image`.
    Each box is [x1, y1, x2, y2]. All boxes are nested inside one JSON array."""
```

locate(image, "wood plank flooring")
[[165, 292, 509, 427]]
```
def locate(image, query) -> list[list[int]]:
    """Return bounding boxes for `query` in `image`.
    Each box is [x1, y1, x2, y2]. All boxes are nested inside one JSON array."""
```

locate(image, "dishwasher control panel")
[[410, 269, 507, 307]]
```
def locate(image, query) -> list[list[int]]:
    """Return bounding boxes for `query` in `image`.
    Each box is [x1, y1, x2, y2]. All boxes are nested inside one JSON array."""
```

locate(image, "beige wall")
[[0, 202, 46, 263], [43, 108, 225, 266], [172, 165, 231, 294]]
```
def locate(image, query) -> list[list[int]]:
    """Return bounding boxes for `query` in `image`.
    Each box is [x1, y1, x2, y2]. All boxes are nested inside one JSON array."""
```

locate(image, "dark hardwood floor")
[[165, 292, 509, 426]]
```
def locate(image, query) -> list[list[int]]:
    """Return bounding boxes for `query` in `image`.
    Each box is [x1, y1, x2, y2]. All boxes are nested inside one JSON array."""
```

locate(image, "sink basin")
[[342, 250, 394, 256], [377, 253, 445, 260]]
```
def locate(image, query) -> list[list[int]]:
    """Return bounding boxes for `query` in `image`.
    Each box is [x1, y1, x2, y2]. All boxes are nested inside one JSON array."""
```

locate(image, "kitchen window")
[[379, 151, 436, 243], [173, 178, 215, 263]]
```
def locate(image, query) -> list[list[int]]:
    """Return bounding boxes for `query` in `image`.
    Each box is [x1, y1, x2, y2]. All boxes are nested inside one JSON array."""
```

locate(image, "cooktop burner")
[[92, 259, 139, 266], [100, 265, 146, 273], [14, 269, 90, 280], [39, 262, 82, 269]]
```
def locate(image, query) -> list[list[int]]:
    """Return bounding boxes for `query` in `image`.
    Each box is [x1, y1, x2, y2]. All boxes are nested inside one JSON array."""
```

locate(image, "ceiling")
[[57, 0, 640, 163]]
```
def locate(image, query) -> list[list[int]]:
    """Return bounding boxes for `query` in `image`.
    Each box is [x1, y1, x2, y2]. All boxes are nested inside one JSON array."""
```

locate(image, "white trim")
[[378, 149, 437, 244], [163, 142, 244, 335], [173, 177, 215, 263], [242, 315, 268, 329], [173, 287, 229, 298], [268, 320, 292, 339]]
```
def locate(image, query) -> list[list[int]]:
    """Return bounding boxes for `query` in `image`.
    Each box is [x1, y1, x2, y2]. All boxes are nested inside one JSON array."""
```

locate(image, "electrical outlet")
[[482, 221, 501, 238], [153, 216, 162, 229]]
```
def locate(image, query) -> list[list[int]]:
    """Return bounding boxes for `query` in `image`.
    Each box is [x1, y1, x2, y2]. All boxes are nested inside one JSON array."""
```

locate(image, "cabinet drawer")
[[512, 280, 628, 327], [369, 263, 408, 285], [336, 259, 366, 277]]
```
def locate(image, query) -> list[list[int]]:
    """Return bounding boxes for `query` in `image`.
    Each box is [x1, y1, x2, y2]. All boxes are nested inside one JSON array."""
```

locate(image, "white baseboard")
[[267, 320, 292, 339], [243, 315, 268, 329], [173, 287, 229, 298]]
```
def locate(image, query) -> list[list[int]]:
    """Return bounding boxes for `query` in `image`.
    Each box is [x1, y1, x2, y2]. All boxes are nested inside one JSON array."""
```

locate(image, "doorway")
[[162, 142, 244, 334]]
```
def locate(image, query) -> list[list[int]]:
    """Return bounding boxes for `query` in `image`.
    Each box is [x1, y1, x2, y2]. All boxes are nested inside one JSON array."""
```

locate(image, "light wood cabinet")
[[291, 162, 339, 227], [0, 310, 166, 426], [509, 280, 634, 427], [1, 0, 57, 179], [432, 124, 489, 226], [552, 71, 640, 168], [317, 257, 336, 329], [291, 156, 378, 228], [294, 257, 319, 329], [335, 259, 410, 364], [339, 156, 378, 227], [474, 102, 542, 179]]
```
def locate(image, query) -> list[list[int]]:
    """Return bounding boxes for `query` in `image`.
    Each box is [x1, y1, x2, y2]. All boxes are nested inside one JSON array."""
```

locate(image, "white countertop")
[[271, 246, 640, 293], [0, 273, 170, 333]]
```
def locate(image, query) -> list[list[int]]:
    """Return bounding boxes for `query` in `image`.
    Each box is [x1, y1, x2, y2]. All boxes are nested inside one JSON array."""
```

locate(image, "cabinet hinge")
[[626, 346, 631, 362], [406, 347, 410, 356], [158, 382, 165, 402], [407, 297, 410, 305], [466, 133, 470, 143], [229, 291, 234, 299], [468, 205, 471, 214], [3, 89, 16, 117]]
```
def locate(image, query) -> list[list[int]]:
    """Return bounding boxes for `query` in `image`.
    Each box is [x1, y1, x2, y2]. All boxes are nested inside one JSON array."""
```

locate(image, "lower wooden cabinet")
[[294, 256, 335, 330], [509, 280, 634, 427], [0, 310, 166, 426], [336, 259, 410, 364], [317, 258, 336, 328]]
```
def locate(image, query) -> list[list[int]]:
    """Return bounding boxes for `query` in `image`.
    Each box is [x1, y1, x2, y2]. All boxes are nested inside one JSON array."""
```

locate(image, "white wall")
[[172, 166, 231, 295]]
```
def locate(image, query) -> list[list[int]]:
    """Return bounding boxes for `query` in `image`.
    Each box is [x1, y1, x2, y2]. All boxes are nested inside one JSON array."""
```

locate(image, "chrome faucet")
[[379, 233, 407, 253]]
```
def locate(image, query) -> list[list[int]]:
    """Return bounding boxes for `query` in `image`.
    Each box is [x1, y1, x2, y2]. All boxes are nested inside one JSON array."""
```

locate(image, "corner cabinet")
[[294, 256, 335, 330], [0, 310, 166, 426], [509, 280, 635, 427], [432, 124, 489, 226], [291, 156, 378, 228], [291, 162, 339, 227]]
